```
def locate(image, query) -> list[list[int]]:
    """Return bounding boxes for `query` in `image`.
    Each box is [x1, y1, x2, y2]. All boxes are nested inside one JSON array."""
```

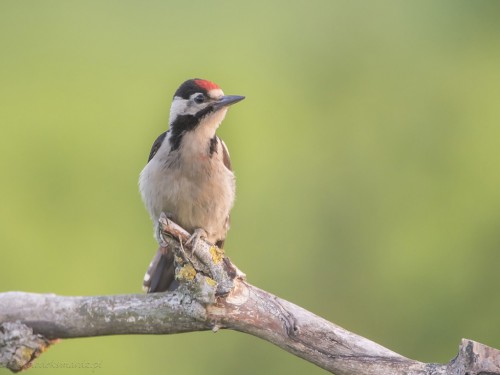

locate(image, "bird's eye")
[[194, 94, 205, 104]]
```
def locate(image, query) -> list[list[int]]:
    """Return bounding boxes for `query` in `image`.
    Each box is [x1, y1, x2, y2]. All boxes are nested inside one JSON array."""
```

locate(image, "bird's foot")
[[185, 228, 209, 257], [157, 212, 175, 247], [158, 234, 169, 248], [157, 225, 169, 247]]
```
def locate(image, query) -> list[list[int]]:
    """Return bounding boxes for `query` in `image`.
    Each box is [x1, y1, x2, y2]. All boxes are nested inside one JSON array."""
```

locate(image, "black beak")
[[213, 95, 245, 111]]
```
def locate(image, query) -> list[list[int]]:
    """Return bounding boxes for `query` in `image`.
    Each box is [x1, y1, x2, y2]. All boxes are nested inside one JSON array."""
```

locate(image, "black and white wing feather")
[[147, 131, 168, 162]]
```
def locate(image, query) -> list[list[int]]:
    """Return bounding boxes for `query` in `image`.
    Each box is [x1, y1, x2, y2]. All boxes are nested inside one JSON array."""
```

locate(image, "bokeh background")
[[1, 1, 499, 374]]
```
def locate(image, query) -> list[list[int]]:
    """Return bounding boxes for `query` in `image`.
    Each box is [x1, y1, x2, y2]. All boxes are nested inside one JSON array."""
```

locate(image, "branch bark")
[[1, 286, 499, 374], [1, 217, 499, 374]]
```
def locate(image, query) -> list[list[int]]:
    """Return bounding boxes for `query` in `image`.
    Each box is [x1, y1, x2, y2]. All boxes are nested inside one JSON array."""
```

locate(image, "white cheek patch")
[[170, 88, 226, 125], [169, 97, 199, 125]]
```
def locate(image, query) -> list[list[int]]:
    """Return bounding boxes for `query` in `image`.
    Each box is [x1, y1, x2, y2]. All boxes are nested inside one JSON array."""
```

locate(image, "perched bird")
[[139, 79, 245, 292]]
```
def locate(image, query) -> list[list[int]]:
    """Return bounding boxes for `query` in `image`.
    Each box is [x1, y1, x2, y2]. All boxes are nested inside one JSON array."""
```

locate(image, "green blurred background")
[[1, 1, 499, 374]]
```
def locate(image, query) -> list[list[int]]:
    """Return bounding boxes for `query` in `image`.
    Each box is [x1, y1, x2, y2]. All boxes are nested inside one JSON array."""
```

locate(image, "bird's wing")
[[218, 137, 233, 249], [147, 131, 168, 162], [220, 137, 232, 171]]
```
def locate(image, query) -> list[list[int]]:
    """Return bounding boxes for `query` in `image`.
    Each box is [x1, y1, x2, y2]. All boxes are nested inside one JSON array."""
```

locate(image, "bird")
[[139, 78, 245, 293]]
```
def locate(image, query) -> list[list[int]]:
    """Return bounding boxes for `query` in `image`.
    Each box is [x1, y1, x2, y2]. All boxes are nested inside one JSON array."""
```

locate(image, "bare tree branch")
[[1, 216, 499, 374]]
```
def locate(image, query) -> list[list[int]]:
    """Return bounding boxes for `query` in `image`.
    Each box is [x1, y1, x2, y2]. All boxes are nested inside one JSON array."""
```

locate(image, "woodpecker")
[[139, 79, 245, 293]]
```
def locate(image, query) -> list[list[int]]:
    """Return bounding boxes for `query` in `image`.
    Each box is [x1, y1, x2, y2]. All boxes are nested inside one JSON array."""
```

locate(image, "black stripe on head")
[[174, 79, 208, 99], [169, 106, 215, 151], [169, 115, 196, 152]]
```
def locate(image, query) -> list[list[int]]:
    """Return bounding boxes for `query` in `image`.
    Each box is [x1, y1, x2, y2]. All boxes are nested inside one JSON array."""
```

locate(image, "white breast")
[[139, 131, 235, 244]]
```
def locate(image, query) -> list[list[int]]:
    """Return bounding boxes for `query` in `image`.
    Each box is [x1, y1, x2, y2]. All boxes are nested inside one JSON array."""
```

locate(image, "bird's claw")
[[159, 237, 169, 248], [157, 225, 169, 248], [157, 212, 175, 247], [185, 228, 208, 256]]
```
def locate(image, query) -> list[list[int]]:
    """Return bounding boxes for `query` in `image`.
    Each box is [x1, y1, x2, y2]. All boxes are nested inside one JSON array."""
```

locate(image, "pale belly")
[[140, 156, 235, 243]]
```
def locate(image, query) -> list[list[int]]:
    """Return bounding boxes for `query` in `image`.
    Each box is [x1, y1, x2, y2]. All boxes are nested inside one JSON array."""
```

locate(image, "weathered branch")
[[1, 217, 499, 374], [1, 286, 499, 374]]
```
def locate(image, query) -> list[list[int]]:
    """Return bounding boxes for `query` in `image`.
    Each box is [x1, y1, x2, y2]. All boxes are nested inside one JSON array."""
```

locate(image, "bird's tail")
[[142, 246, 177, 293]]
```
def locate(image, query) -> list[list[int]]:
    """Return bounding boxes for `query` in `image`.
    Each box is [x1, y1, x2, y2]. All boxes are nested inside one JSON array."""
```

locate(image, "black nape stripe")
[[169, 128, 184, 152], [169, 106, 215, 151], [169, 115, 197, 151]]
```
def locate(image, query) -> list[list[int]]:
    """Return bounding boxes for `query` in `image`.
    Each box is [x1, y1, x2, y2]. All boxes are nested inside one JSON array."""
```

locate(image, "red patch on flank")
[[194, 79, 220, 91]]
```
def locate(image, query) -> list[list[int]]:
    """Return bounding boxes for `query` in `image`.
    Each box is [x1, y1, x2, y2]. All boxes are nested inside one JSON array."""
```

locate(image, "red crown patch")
[[194, 79, 220, 91]]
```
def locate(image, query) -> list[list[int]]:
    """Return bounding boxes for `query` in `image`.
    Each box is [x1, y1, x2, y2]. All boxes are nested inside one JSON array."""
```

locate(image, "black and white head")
[[168, 79, 245, 151]]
